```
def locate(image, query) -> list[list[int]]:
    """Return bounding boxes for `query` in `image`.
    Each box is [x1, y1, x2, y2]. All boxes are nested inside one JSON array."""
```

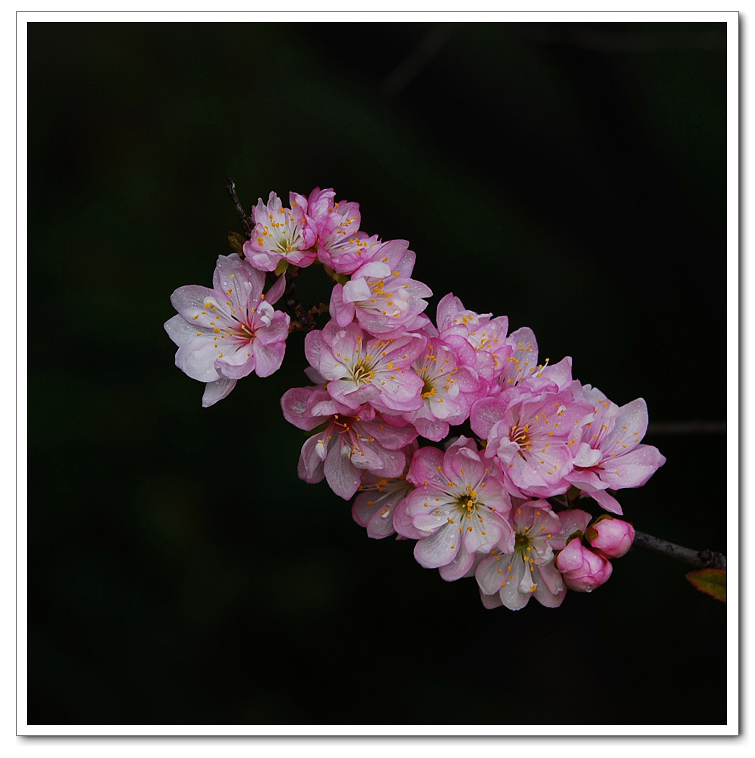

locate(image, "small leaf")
[[274, 259, 290, 277], [228, 232, 246, 255], [686, 569, 726, 602]]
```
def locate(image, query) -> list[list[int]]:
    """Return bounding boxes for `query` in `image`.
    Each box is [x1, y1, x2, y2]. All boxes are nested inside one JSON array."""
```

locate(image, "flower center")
[[510, 424, 531, 451], [350, 359, 375, 385], [420, 374, 436, 399], [455, 485, 479, 516], [514, 531, 532, 553], [229, 322, 255, 341]]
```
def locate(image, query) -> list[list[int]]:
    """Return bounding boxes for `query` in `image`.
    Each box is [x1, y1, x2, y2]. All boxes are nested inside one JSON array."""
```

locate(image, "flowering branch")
[[163, 181, 695, 611], [633, 531, 727, 570]]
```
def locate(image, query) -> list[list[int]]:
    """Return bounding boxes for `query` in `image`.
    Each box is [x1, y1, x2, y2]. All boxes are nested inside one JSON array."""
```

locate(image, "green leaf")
[[686, 569, 726, 602], [228, 232, 246, 255], [274, 259, 290, 277]]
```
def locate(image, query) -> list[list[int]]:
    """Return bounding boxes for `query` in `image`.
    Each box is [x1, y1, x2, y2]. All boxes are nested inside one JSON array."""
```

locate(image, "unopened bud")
[[556, 538, 613, 592], [585, 515, 635, 559]]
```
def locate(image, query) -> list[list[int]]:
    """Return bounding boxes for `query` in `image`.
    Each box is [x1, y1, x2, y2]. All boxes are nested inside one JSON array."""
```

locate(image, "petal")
[[599, 444, 666, 490], [175, 338, 221, 383], [170, 285, 222, 329], [574, 442, 602, 468], [470, 396, 508, 439], [201, 377, 236, 407], [475, 553, 511, 595], [255, 311, 290, 346], [393, 500, 427, 540], [324, 446, 363, 499], [298, 435, 327, 484], [329, 284, 356, 328], [406, 447, 446, 488], [164, 314, 199, 347], [587, 489, 624, 515], [252, 340, 286, 377], [413, 523, 459, 569], [212, 253, 264, 311], [438, 542, 476, 581], [342, 277, 373, 303], [265, 273, 286, 305], [280, 386, 326, 431]]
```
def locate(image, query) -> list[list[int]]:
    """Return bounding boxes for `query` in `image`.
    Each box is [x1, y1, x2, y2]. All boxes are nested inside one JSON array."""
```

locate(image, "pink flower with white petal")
[[435, 293, 511, 385], [311, 320, 426, 414], [471, 384, 593, 499], [394, 438, 514, 582], [243, 191, 317, 272], [329, 239, 432, 336], [401, 338, 482, 442], [475, 500, 566, 610], [308, 187, 383, 275], [496, 327, 542, 389], [281, 385, 417, 499], [352, 443, 417, 539], [164, 254, 289, 407], [564, 385, 666, 514]]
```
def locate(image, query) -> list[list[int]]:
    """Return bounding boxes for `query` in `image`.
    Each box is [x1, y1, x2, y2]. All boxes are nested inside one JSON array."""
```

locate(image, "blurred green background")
[[27, 21, 728, 726]]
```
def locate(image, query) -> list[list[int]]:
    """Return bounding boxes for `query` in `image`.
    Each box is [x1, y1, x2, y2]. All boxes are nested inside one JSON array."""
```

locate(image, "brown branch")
[[225, 177, 253, 237], [633, 531, 726, 570]]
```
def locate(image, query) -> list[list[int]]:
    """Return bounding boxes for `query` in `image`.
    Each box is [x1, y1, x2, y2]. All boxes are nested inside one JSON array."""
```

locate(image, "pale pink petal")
[[406, 447, 446, 488], [587, 489, 624, 515], [164, 314, 199, 347], [251, 340, 286, 377], [265, 273, 286, 305], [298, 435, 327, 483], [175, 339, 221, 383], [255, 311, 290, 346], [598, 444, 666, 490], [212, 253, 264, 311], [413, 524, 458, 569], [324, 447, 363, 499], [201, 377, 237, 407], [438, 543, 476, 581], [392, 500, 427, 540], [342, 277, 373, 303]]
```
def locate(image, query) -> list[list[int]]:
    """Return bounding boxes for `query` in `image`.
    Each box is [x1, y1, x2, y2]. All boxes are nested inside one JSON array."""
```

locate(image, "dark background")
[[27, 21, 728, 727]]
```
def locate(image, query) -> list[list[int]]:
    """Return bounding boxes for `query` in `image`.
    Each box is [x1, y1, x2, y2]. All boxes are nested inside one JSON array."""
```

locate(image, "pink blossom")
[[394, 438, 514, 581], [307, 187, 383, 274], [475, 500, 566, 610], [471, 384, 593, 499], [243, 191, 317, 272], [401, 338, 482, 442], [495, 327, 541, 389], [555, 537, 613, 592], [164, 254, 289, 407], [435, 293, 511, 385], [564, 385, 666, 514], [352, 444, 417, 539], [329, 239, 432, 336], [281, 385, 417, 499], [585, 515, 636, 558], [308, 320, 426, 414]]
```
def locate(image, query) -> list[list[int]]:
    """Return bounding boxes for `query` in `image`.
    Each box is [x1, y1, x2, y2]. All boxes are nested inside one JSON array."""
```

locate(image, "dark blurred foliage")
[[26, 21, 728, 727]]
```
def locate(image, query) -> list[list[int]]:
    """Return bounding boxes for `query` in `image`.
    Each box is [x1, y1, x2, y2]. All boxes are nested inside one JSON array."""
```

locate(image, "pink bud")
[[555, 538, 613, 592], [585, 516, 636, 558]]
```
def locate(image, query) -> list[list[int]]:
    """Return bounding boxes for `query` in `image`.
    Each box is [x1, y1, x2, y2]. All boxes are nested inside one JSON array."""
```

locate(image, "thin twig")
[[225, 177, 253, 237], [633, 531, 726, 570]]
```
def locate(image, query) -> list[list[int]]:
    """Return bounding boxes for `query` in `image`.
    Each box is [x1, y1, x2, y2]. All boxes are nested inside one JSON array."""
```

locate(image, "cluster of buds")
[[165, 187, 665, 611]]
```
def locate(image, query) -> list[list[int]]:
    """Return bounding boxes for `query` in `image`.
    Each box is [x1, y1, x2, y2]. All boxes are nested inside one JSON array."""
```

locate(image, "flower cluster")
[[166, 187, 666, 611]]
